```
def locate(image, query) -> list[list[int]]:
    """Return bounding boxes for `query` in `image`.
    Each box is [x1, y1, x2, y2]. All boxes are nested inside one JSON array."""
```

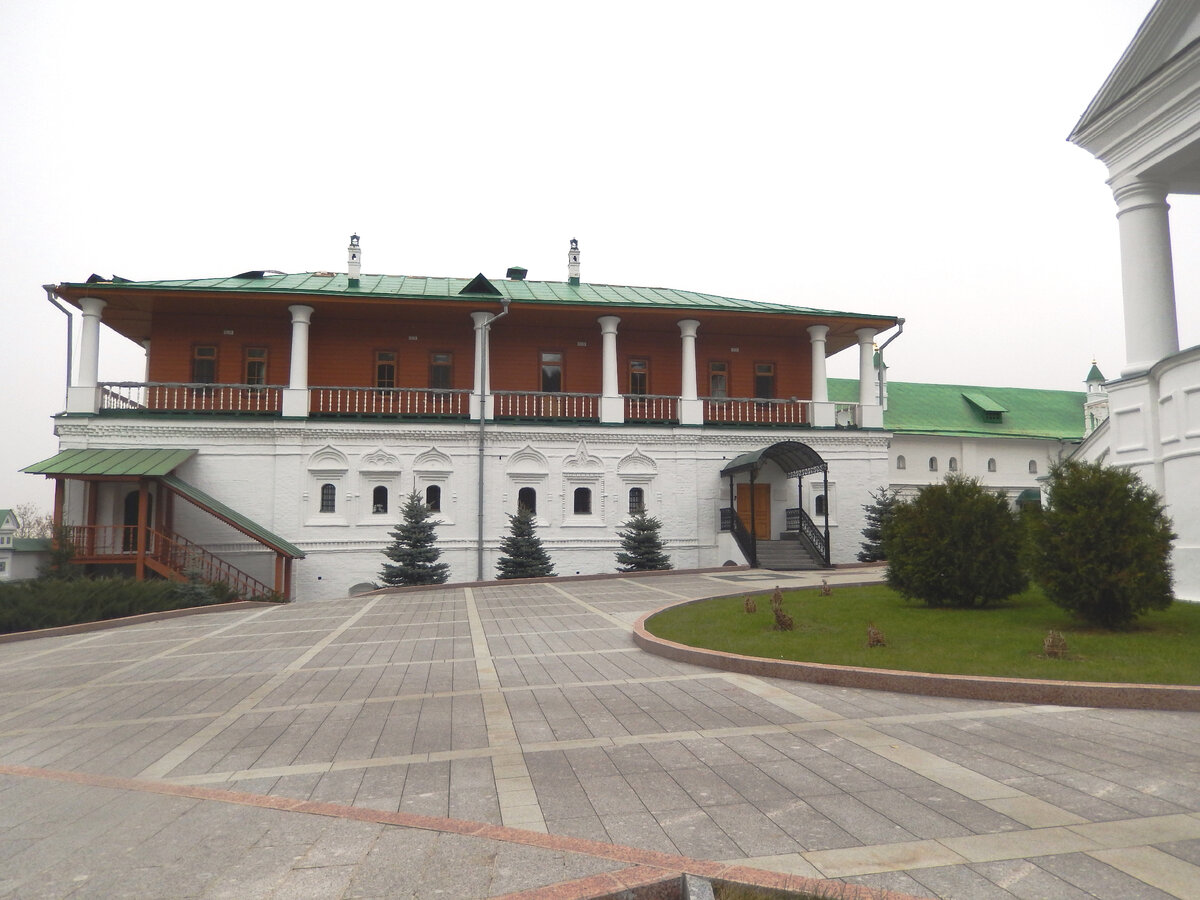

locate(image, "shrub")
[[615, 512, 672, 572], [379, 492, 450, 586], [496, 507, 556, 580], [884, 474, 1027, 608], [1028, 460, 1174, 628]]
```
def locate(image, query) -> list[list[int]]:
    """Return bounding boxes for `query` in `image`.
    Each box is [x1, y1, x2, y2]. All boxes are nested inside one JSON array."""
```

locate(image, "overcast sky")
[[2, 0, 1188, 512]]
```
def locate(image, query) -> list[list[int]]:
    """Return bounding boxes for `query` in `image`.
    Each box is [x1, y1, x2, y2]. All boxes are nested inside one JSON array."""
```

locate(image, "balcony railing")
[[310, 387, 470, 418], [624, 394, 678, 423], [493, 391, 599, 421], [100, 382, 283, 414], [703, 397, 810, 426]]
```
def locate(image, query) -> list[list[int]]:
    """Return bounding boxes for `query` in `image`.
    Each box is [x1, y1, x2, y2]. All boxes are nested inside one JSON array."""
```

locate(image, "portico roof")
[[21, 448, 198, 477], [720, 441, 827, 479]]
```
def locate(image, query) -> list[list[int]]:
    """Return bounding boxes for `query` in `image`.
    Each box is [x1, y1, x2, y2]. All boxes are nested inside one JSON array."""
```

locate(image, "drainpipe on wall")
[[477, 297, 511, 581], [44, 284, 73, 409], [875, 318, 905, 409]]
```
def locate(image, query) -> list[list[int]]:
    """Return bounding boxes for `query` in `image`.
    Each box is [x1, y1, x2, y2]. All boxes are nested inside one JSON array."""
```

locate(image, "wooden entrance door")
[[736, 483, 771, 539]]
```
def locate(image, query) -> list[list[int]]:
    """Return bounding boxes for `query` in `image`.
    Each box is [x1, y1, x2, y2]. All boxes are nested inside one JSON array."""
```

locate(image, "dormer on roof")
[[962, 391, 1007, 424]]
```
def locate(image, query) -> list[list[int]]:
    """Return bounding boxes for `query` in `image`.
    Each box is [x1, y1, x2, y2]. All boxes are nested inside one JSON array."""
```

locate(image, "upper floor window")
[[948, 457, 958, 472], [628, 358, 648, 395], [320, 483, 337, 513], [541, 351, 563, 393], [376, 351, 396, 389], [987, 458, 997, 473], [244, 347, 267, 386], [754, 362, 776, 399], [518, 487, 537, 515], [896, 455, 906, 470], [573, 486, 592, 515], [709, 361, 728, 398], [1028, 459, 1038, 475], [192, 345, 217, 384], [425, 485, 442, 512], [372, 486, 388, 514], [929, 457, 938, 472], [628, 487, 645, 515], [429, 352, 452, 389]]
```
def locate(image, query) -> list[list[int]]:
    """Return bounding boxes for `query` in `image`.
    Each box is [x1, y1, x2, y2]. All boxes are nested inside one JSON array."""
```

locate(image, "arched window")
[[1028, 460, 1038, 475], [896, 455, 906, 471], [425, 485, 441, 512], [815, 494, 827, 516], [372, 486, 388, 514], [948, 457, 958, 472], [929, 457, 938, 472], [518, 487, 537, 515], [573, 487, 592, 515], [987, 458, 997, 473], [628, 487, 645, 515], [320, 483, 336, 513]]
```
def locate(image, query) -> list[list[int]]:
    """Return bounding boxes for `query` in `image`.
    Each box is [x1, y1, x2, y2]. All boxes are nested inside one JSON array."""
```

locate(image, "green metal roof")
[[1086, 362, 1106, 383], [21, 448, 198, 477], [721, 441, 828, 478], [161, 475, 304, 559], [63, 272, 896, 321], [830, 379, 1085, 440]]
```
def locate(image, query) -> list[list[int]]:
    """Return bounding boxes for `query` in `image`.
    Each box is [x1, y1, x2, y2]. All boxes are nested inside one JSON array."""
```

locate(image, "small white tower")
[[348, 233, 361, 284], [568, 237, 580, 286], [1084, 360, 1109, 436]]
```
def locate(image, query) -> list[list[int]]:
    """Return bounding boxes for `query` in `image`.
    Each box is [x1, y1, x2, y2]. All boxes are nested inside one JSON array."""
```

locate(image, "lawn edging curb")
[[633, 594, 1200, 712]]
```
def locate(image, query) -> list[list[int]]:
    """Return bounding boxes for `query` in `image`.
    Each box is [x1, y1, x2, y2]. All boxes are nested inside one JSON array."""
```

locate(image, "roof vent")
[[506, 266, 528, 281]]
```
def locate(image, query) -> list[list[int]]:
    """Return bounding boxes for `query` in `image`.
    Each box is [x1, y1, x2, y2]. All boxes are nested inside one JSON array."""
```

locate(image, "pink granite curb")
[[633, 598, 1200, 712]]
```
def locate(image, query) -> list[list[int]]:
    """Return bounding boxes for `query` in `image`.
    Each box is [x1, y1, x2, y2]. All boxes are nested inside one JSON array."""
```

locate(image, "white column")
[[856, 326, 883, 427], [598, 315, 623, 423], [282, 304, 314, 417], [807, 324, 834, 427], [471, 311, 491, 420], [67, 296, 106, 413], [141, 339, 151, 383], [678, 319, 702, 425], [1113, 180, 1180, 376]]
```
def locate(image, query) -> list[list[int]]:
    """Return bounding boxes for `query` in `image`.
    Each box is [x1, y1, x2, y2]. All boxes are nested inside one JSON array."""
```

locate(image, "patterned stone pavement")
[[1, 568, 1199, 898]]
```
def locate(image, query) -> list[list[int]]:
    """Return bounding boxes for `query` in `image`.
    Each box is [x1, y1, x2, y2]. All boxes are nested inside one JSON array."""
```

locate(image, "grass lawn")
[[644, 584, 1200, 686]]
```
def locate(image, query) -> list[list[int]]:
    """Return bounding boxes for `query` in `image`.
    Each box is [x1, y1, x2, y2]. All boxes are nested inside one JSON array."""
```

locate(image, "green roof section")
[[63, 272, 896, 322], [1086, 362, 1106, 383], [21, 448, 198, 477], [829, 379, 1085, 440], [961, 391, 1008, 414], [161, 475, 304, 559]]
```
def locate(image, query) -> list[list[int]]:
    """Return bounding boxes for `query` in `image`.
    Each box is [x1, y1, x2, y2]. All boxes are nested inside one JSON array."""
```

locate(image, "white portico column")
[[856, 326, 882, 428], [282, 304, 314, 417], [1113, 180, 1180, 376], [807, 324, 834, 427], [678, 319, 702, 425], [471, 311, 492, 420], [598, 315, 623, 423], [66, 297, 106, 413]]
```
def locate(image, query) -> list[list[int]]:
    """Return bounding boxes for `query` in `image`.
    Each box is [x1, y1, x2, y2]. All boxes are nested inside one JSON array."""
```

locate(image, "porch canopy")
[[22, 447, 303, 597], [720, 440, 827, 478]]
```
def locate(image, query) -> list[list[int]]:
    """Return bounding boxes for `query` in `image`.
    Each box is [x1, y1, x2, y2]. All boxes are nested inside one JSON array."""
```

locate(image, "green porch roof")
[[161, 475, 304, 559], [21, 448, 198, 477], [63, 272, 896, 321], [829, 379, 1085, 440]]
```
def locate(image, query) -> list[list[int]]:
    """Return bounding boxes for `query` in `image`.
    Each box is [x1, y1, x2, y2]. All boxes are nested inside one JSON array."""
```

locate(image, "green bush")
[[884, 474, 1027, 608], [1028, 460, 1175, 628], [0, 577, 239, 635]]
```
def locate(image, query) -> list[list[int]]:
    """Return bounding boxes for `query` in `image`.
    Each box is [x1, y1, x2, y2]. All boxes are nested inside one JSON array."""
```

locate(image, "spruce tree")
[[857, 486, 900, 562], [615, 513, 672, 572], [496, 507, 556, 580], [379, 492, 449, 586]]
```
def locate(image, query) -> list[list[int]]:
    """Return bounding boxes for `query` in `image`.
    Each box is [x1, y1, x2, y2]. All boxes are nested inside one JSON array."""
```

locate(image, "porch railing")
[[785, 506, 830, 567], [835, 403, 859, 427], [62, 525, 274, 599], [310, 387, 470, 418], [624, 394, 678, 423], [493, 391, 599, 421], [704, 397, 810, 425], [721, 506, 757, 567], [99, 382, 283, 414]]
